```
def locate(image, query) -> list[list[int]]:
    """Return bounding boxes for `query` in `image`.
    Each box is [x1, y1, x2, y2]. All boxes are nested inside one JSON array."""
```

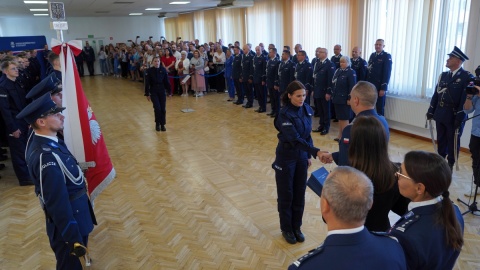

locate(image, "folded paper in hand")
[[181, 75, 191, 84], [307, 167, 329, 196]]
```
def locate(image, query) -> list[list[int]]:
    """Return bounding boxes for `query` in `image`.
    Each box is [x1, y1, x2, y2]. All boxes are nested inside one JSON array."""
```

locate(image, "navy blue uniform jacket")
[[288, 228, 406, 270], [294, 61, 313, 91], [144, 66, 171, 96], [26, 135, 96, 246], [427, 68, 473, 124], [389, 202, 464, 270], [275, 60, 296, 93], [252, 55, 266, 84], [232, 54, 243, 80], [332, 67, 357, 105], [265, 57, 280, 89], [332, 109, 389, 165], [0, 77, 28, 134], [313, 59, 335, 98], [274, 103, 319, 159], [352, 57, 368, 81], [367, 51, 392, 91], [330, 54, 342, 69]]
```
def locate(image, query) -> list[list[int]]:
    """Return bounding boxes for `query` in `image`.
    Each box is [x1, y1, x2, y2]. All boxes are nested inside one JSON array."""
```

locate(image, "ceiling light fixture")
[[129, 13, 143, 15], [30, 9, 48, 11], [169, 1, 190, 4], [24, 1, 48, 3], [33, 13, 49, 16], [145, 8, 162, 11]]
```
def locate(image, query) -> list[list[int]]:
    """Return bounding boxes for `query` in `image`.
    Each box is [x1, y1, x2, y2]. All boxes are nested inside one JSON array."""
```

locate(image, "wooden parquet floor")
[[1, 76, 479, 269]]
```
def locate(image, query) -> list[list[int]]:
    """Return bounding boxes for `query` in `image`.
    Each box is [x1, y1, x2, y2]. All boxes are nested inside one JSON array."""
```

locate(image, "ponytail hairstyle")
[[281, 80, 306, 106], [404, 151, 463, 251]]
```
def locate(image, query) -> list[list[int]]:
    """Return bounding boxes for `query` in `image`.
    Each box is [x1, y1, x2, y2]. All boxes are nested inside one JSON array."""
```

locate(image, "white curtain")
[[246, 0, 283, 49], [292, 0, 351, 59], [363, 0, 471, 97], [193, 9, 217, 44], [216, 8, 246, 45]]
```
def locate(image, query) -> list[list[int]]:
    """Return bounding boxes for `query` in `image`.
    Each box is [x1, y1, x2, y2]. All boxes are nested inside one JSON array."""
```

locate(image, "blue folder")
[[307, 167, 329, 196]]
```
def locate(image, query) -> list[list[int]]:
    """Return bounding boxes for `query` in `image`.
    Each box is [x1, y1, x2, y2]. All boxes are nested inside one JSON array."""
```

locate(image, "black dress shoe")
[[312, 127, 324, 133], [270, 114, 277, 118], [161, 125, 166, 132], [257, 109, 266, 113], [334, 138, 340, 142], [245, 104, 253, 108], [155, 123, 161, 131], [235, 102, 243, 105], [0, 163, 5, 170], [320, 130, 329, 135], [294, 229, 305, 242], [266, 112, 274, 116], [282, 231, 297, 244], [333, 119, 339, 122]]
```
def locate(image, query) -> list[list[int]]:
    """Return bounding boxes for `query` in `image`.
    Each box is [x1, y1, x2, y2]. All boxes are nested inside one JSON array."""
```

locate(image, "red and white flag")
[[52, 39, 115, 201]]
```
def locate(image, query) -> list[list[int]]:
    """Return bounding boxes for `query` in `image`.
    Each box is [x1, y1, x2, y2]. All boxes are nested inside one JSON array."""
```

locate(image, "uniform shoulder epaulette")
[[290, 244, 324, 269], [393, 212, 420, 233]]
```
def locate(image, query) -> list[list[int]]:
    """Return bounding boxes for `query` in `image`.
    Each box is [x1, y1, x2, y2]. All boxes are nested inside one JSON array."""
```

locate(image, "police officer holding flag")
[[17, 93, 97, 270], [427, 46, 473, 172]]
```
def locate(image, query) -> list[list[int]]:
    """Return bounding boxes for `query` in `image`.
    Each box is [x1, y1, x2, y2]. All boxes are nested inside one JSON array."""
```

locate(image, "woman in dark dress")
[[348, 115, 408, 231]]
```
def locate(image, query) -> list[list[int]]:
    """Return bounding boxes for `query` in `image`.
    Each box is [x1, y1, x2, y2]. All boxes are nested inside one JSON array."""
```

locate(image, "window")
[[292, 0, 351, 59], [362, 0, 471, 98], [246, 0, 283, 50]]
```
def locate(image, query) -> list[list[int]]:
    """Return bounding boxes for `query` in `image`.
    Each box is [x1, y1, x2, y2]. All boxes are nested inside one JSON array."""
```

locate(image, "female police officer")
[[389, 151, 464, 269], [145, 56, 171, 132], [332, 56, 356, 141], [272, 80, 331, 244]]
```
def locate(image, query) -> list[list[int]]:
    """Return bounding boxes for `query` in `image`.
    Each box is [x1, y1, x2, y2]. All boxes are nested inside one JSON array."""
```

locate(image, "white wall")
[[0, 16, 166, 46]]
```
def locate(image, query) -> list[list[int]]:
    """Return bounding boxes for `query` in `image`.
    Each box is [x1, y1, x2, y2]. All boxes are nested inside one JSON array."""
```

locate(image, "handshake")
[[317, 150, 333, 164]]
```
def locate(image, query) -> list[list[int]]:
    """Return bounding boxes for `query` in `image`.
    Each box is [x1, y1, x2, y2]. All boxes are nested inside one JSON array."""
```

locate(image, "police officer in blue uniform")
[[292, 44, 309, 64], [0, 59, 32, 186], [48, 52, 63, 83], [26, 72, 62, 101], [389, 151, 464, 270], [272, 81, 328, 244], [351, 46, 368, 82], [294, 50, 313, 106], [312, 47, 335, 135], [17, 93, 97, 270], [253, 46, 267, 113], [367, 39, 392, 116], [240, 45, 255, 108], [145, 56, 171, 132], [289, 166, 406, 270], [259, 43, 269, 58], [427, 46, 473, 170], [274, 50, 296, 116], [330, 44, 342, 69], [266, 48, 280, 117], [331, 56, 357, 141], [329, 82, 389, 166], [232, 46, 244, 105]]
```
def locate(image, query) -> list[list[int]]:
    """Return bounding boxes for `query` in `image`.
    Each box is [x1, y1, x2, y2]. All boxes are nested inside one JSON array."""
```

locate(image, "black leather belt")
[[69, 187, 87, 201]]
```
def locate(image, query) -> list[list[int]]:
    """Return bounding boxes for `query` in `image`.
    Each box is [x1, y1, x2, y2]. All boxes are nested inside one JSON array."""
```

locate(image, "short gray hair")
[[340, 55, 351, 67], [322, 166, 373, 224], [351, 81, 378, 107]]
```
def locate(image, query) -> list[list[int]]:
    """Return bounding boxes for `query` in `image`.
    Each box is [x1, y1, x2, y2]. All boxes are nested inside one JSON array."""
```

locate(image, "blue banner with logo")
[[0, 36, 47, 53]]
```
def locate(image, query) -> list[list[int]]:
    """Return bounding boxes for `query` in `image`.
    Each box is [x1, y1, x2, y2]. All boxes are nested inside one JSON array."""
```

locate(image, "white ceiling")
[[0, 0, 221, 17]]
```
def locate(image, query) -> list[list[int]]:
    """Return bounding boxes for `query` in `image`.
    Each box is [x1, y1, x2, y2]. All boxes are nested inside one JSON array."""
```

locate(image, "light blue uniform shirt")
[[464, 95, 480, 137]]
